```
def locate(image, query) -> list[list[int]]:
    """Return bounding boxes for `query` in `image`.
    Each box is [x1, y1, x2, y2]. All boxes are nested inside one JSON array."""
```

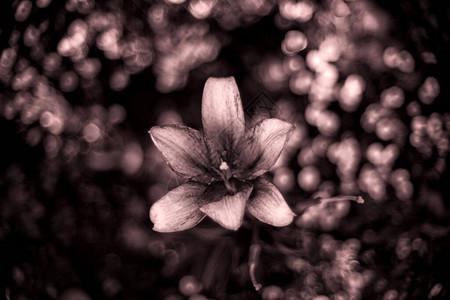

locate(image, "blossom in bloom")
[[149, 77, 295, 231]]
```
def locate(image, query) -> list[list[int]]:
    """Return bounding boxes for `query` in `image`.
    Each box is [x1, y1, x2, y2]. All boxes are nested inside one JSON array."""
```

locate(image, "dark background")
[[1, 0, 449, 299]]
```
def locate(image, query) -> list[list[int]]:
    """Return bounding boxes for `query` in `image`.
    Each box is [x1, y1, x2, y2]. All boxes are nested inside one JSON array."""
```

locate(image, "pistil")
[[219, 160, 236, 194]]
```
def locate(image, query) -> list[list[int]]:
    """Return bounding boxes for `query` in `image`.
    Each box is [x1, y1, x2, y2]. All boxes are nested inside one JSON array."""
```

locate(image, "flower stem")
[[249, 224, 262, 291], [319, 195, 365, 204], [201, 243, 225, 290]]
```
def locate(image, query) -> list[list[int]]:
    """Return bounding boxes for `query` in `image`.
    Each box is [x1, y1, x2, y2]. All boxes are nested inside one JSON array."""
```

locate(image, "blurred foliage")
[[0, 0, 449, 299]]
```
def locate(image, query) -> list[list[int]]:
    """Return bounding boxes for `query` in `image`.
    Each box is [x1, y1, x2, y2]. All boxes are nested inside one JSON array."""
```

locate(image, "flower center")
[[219, 160, 235, 194]]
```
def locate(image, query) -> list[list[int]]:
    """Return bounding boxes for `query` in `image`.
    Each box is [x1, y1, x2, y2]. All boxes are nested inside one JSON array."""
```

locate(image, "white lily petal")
[[247, 177, 295, 227], [236, 118, 294, 179], [199, 180, 253, 231], [149, 125, 220, 183], [202, 77, 245, 153], [150, 183, 207, 232]]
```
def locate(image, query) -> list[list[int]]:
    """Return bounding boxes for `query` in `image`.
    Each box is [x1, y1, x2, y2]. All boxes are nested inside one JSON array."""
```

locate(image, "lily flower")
[[149, 77, 295, 232]]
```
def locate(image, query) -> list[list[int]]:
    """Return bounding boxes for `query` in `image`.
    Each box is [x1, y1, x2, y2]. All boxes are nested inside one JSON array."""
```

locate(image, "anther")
[[219, 161, 229, 171]]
